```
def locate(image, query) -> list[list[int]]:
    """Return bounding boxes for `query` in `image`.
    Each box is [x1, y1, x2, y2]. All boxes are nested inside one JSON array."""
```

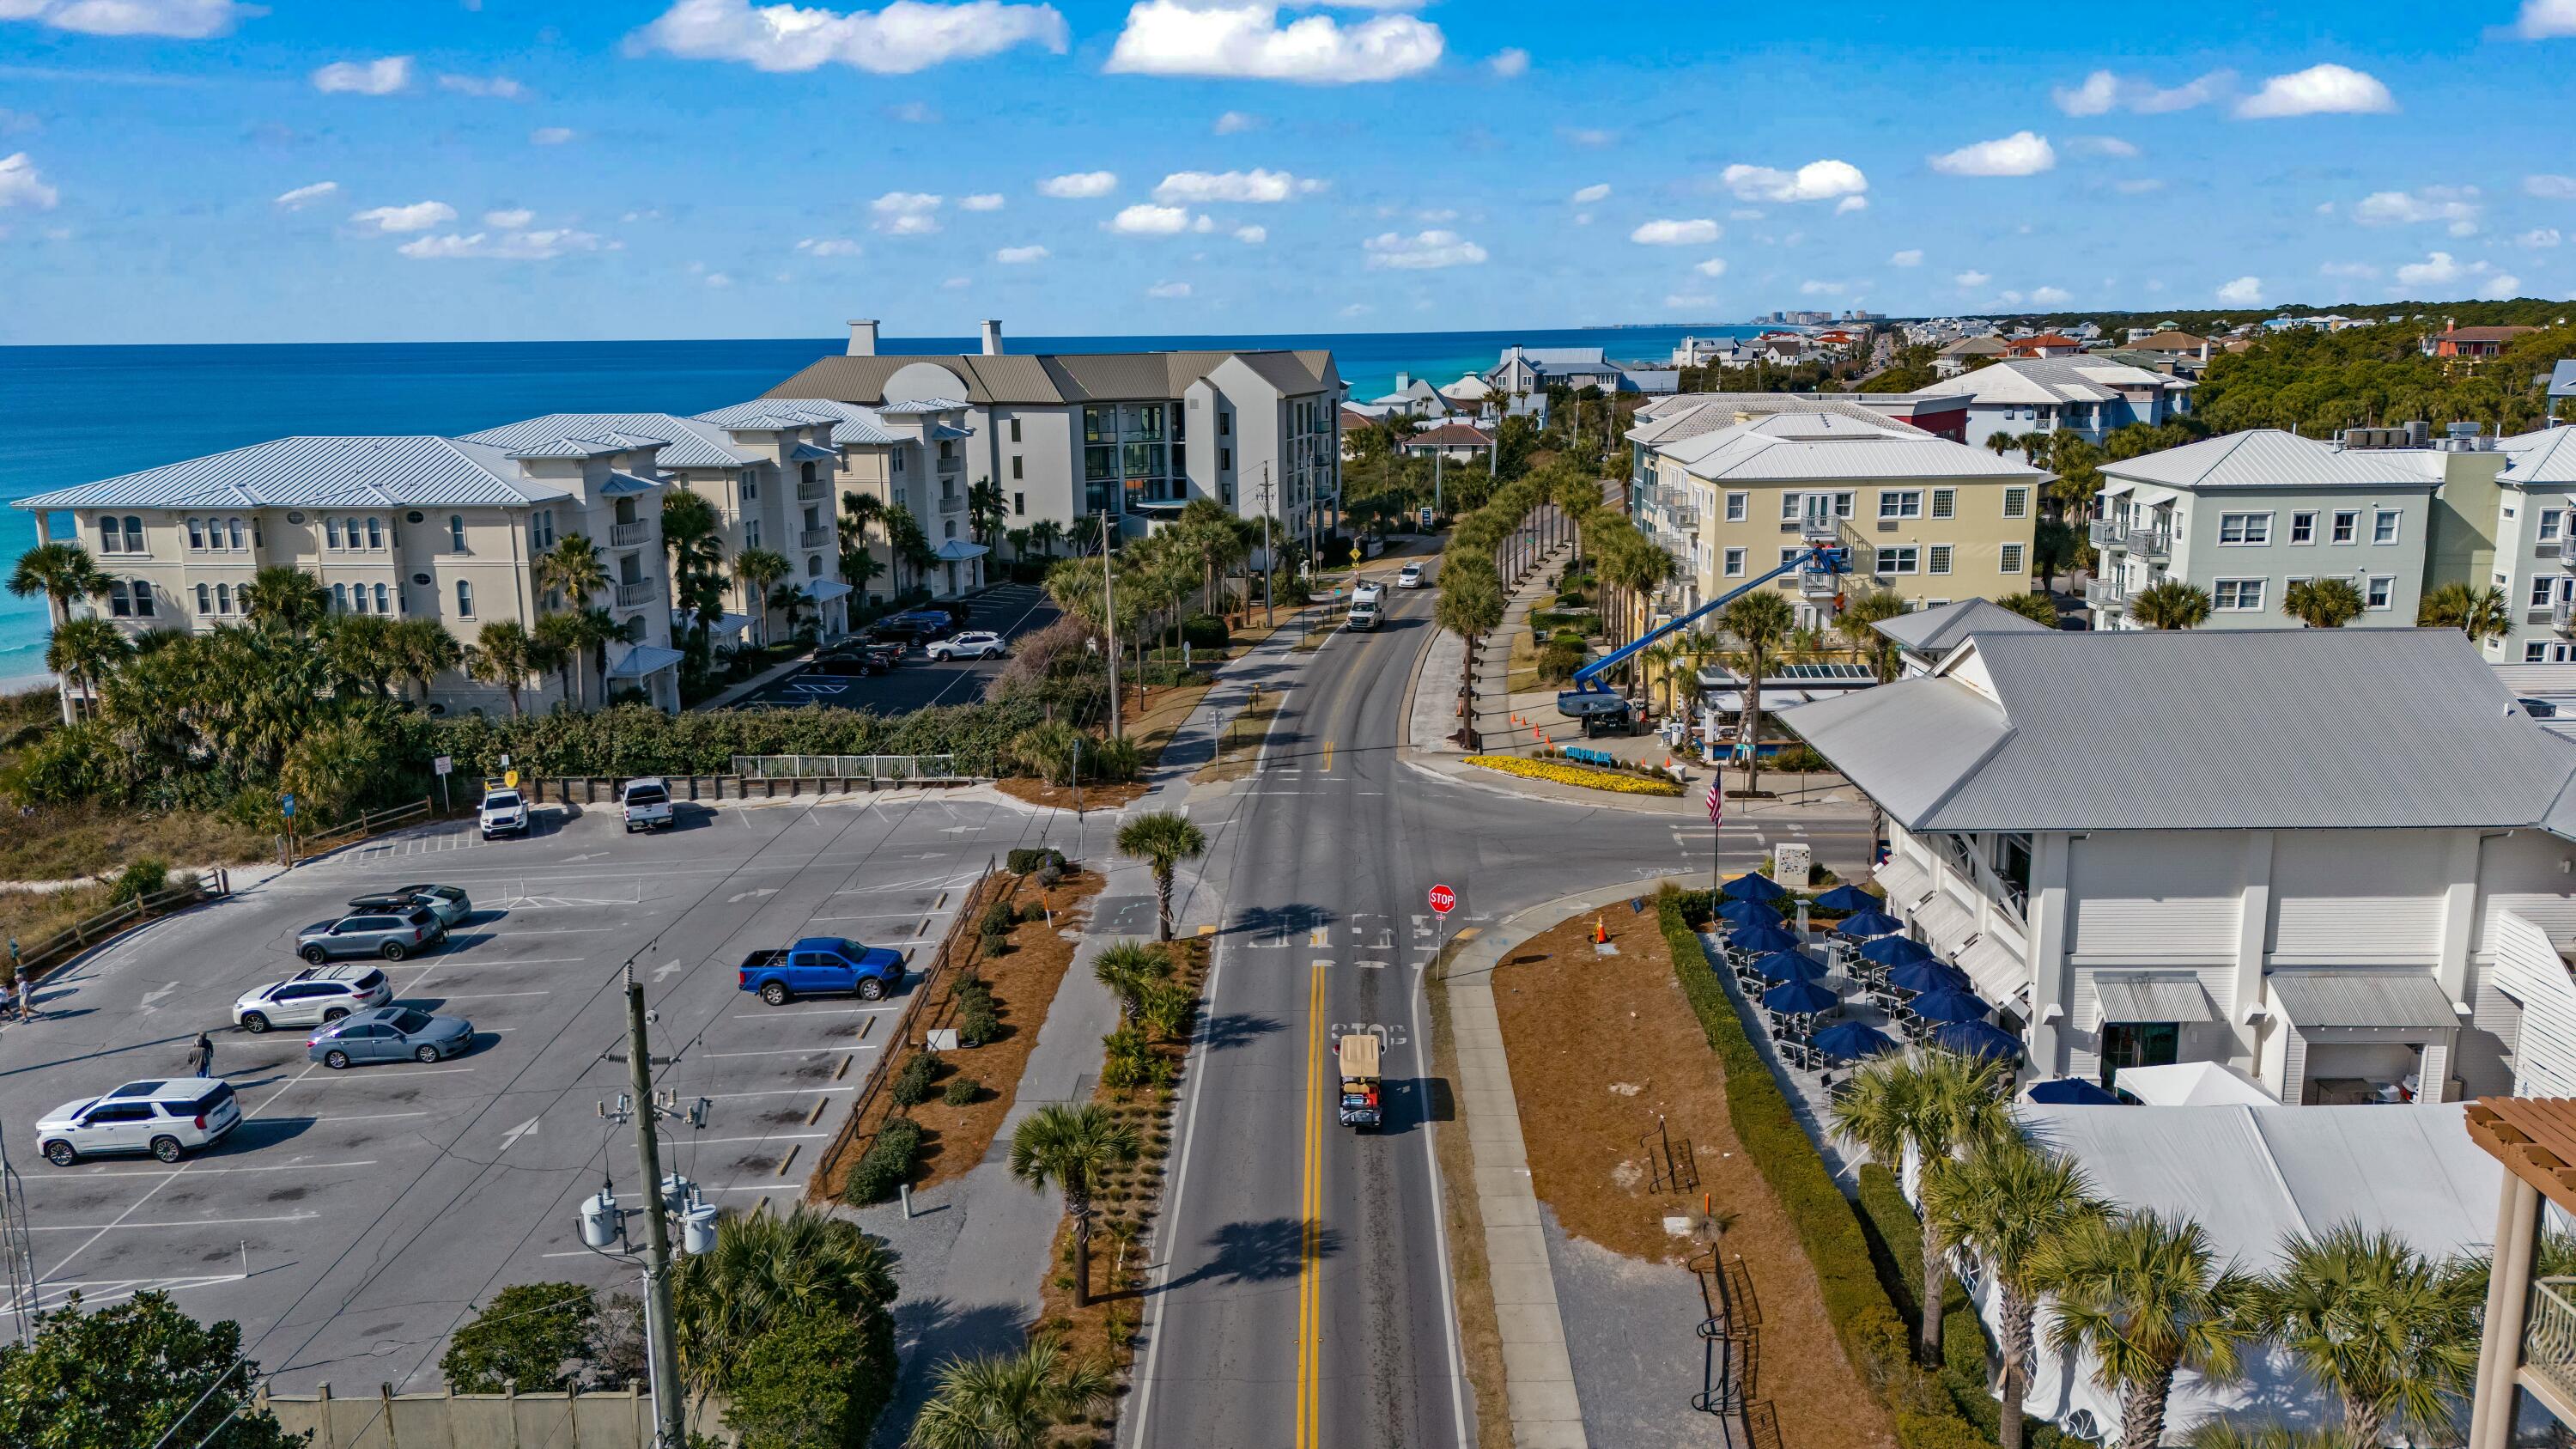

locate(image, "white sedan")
[[926, 630, 1007, 662]]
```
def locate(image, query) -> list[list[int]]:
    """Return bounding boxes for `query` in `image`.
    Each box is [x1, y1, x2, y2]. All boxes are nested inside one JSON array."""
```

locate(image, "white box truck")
[[1347, 581, 1385, 630]]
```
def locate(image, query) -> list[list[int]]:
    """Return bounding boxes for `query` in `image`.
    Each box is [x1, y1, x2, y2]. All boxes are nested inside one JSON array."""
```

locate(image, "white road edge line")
[[1417, 954, 1474, 1449], [1125, 932, 1228, 1446]]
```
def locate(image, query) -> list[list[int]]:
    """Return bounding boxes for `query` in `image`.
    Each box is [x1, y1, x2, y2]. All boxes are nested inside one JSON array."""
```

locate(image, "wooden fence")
[[289, 798, 434, 864], [9, 874, 234, 986]]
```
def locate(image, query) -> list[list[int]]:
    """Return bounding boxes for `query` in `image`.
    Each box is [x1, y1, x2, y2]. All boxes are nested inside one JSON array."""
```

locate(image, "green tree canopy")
[[441, 1282, 601, 1394], [0, 1291, 301, 1449]]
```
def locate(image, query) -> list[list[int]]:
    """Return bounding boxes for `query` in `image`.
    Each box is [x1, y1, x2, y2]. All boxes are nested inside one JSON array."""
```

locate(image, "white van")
[[1348, 582, 1385, 631]]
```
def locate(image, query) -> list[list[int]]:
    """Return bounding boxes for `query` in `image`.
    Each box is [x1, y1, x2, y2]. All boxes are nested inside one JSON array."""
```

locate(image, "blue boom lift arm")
[[1558, 537, 1850, 707]]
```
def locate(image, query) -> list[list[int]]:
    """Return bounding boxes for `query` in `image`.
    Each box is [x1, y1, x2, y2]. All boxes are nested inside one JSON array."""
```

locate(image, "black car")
[[809, 653, 891, 677]]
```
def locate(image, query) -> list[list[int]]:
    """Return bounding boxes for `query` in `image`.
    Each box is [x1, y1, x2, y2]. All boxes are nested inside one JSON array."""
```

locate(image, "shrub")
[[957, 995, 1001, 1046], [1770, 743, 1830, 773], [844, 1117, 921, 1204], [1089, 735, 1143, 783], [889, 1051, 938, 1109], [110, 856, 169, 904], [1139, 979, 1196, 1041], [1464, 755, 1682, 796], [942, 1077, 981, 1108], [1180, 613, 1230, 649], [1099, 1025, 1162, 1092], [1011, 721, 1084, 785], [1536, 640, 1586, 684], [980, 898, 1023, 936], [1008, 847, 1067, 875]]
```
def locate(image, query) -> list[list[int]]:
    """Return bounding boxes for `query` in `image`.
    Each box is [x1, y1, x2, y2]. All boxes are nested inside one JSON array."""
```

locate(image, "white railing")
[[2555, 598, 2574, 635], [797, 480, 829, 502], [614, 579, 659, 608], [611, 521, 653, 547], [732, 754, 968, 782], [2085, 579, 2130, 612], [2527, 1278, 2576, 1406], [799, 527, 834, 551]]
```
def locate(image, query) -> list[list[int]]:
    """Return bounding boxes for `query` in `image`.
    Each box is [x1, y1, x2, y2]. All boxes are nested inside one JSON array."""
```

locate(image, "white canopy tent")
[[2108, 1061, 2279, 1107]]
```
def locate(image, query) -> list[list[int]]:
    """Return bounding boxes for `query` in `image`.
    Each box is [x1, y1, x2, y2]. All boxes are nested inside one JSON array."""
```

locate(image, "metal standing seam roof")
[[2500, 426, 2576, 486], [607, 644, 687, 679], [12, 435, 573, 510], [764, 349, 1340, 407], [2099, 429, 2444, 492], [459, 414, 760, 471], [1915, 355, 2190, 406], [2094, 974, 2217, 1024], [1870, 597, 2053, 653], [1627, 394, 1917, 447], [1657, 411, 2050, 482], [1777, 627, 2576, 833], [2264, 970, 2459, 1029], [692, 398, 902, 448]]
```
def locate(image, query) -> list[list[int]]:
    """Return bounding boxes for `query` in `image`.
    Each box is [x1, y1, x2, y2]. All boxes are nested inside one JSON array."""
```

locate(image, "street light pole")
[[624, 968, 686, 1449], [1099, 509, 1121, 741], [1257, 465, 1276, 629]]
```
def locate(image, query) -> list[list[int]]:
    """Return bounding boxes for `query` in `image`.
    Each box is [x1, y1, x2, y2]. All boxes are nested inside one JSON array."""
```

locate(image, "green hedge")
[[1653, 889, 2000, 1449], [844, 1118, 921, 1204]]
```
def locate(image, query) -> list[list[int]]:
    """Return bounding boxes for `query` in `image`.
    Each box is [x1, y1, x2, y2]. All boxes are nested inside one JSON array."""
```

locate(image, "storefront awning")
[[2093, 973, 2216, 1026], [2268, 970, 2458, 1030]]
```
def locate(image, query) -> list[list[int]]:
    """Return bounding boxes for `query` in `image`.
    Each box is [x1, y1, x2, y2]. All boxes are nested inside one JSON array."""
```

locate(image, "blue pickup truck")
[[738, 937, 905, 1006]]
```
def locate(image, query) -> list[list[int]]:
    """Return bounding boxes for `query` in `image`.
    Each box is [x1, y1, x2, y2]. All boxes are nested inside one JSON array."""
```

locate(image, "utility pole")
[[624, 968, 686, 1449], [1257, 466, 1276, 628], [1099, 509, 1121, 740]]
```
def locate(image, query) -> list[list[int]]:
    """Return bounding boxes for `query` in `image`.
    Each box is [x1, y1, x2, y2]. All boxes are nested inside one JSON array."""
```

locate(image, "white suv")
[[234, 964, 393, 1033], [479, 788, 531, 840], [926, 630, 1005, 662], [36, 1078, 241, 1166]]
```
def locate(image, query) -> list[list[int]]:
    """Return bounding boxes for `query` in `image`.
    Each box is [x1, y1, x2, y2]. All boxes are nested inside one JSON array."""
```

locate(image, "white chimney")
[[847, 319, 878, 356], [1394, 372, 1411, 393], [980, 320, 1004, 356]]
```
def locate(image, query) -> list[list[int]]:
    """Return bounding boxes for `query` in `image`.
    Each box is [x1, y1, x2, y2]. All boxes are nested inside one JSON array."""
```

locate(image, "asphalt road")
[[0, 788, 1080, 1394], [724, 581, 1059, 712], [1127, 580, 1873, 1448]]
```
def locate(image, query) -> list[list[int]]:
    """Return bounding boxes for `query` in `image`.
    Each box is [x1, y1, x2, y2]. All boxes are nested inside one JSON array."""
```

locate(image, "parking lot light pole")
[[623, 967, 687, 1449]]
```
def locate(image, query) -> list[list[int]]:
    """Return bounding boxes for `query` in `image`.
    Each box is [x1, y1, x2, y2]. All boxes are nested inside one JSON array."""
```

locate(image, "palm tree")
[[908, 1333, 1111, 1449], [1029, 518, 1064, 561], [662, 490, 728, 640], [533, 611, 586, 708], [1991, 591, 2059, 627], [1091, 940, 1171, 1024], [2031, 517, 2078, 594], [1987, 432, 2017, 456], [387, 618, 463, 706], [462, 618, 545, 716], [1921, 1137, 2102, 1449], [1835, 588, 1907, 679], [1826, 1047, 2015, 1359], [5, 541, 108, 627], [732, 548, 792, 646], [45, 616, 130, 720], [1007, 1104, 1138, 1309], [2418, 581, 2512, 644], [2037, 1209, 2265, 1449], [534, 533, 609, 607], [240, 564, 329, 637], [1117, 810, 1206, 941], [968, 478, 1008, 546], [884, 506, 935, 595], [1639, 638, 1685, 721], [2281, 576, 2366, 629], [317, 613, 400, 697], [671, 1203, 896, 1403], [2260, 1222, 2482, 1448], [2129, 579, 2213, 630], [1716, 589, 1796, 795]]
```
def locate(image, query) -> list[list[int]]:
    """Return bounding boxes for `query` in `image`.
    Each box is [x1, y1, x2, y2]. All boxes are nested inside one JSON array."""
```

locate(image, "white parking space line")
[[728, 1006, 902, 1020], [246, 1111, 431, 1125], [434, 991, 554, 1001], [668, 1133, 829, 1146], [708, 1087, 855, 1099], [696, 1046, 876, 1059], [269, 1065, 478, 1083], [27, 1158, 382, 1182], [27, 1211, 324, 1233]]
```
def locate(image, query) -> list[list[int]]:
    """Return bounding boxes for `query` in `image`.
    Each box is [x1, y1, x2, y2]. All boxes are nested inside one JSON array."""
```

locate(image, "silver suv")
[[35, 1078, 241, 1166], [235, 964, 393, 1032], [297, 906, 443, 963]]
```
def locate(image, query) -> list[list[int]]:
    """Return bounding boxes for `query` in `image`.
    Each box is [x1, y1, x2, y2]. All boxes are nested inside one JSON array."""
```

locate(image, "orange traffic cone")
[[1593, 916, 1610, 945]]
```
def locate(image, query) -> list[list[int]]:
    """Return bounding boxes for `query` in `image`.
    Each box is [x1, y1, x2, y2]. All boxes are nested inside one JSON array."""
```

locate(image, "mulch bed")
[[993, 778, 1152, 812], [1493, 911, 1895, 1449]]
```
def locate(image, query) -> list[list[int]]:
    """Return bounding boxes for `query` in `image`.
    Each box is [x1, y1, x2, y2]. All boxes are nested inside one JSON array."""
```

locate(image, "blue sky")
[[5, 0, 2576, 344]]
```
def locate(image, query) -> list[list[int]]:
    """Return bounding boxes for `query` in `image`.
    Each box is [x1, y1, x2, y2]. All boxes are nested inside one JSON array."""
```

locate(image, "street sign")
[[1419, 507, 1435, 530], [1428, 883, 1456, 916], [279, 794, 295, 819], [433, 755, 453, 777], [504, 769, 520, 788]]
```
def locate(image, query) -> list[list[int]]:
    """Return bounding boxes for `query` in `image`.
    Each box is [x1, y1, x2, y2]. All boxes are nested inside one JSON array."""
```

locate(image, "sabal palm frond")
[[1117, 810, 1207, 941], [1008, 1104, 1137, 1309]]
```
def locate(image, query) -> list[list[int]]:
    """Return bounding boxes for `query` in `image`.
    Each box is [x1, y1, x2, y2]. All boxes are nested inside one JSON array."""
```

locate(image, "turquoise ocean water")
[[0, 324, 1765, 678]]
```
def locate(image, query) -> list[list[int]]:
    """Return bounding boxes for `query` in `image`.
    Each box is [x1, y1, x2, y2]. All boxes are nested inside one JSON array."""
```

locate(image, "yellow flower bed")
[[1464, 754, 1683, 796]]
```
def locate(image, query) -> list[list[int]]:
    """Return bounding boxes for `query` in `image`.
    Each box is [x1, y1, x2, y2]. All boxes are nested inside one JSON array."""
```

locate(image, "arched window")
[[806, 554, 822, 577], [326, 518, 343, 550], [449, 514, 467, 552], [801, 460, 817, 485], [365, 517, 383, 550], [132, 581, 154, 618], [331, 582, 348, 612], [195, 583, 211, 616], [216, 582, 232, 614], [106, 581, 132, 618], [374, 583, 390, 613], [228, 517, 246, 550], [741, 469, 760, 502], [455, 579, 475, 616], [185, 518, 205, 550]]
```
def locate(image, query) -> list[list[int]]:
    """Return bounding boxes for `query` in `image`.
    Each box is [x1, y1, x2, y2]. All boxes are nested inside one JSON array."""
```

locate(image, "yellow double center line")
[[1297, 962, 1327, 1447]]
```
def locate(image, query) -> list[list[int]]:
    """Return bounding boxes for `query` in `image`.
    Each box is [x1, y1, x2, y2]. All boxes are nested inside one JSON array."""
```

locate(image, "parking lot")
[[0, 784, 1115, 1393], [723, 581, 1057, 713]]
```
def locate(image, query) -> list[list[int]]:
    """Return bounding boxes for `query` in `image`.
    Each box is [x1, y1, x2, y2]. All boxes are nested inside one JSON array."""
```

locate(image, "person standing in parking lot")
[[191, 1031, 215, 1076]]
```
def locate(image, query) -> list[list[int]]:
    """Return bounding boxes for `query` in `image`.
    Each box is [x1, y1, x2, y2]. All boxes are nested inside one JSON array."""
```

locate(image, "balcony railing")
[[610, 521, 653, 548], [614, 579, 659, 609], [799, 527, 834, 551], [2526, 1278, 2576, 1407], [936, 455, 963, 476], [2556, 598, 2574, 636], [797, 480, 829, 502], [2085, 579, 2129, 612], [2088, 517, 2125, 550], [939, 490, 967, 514]]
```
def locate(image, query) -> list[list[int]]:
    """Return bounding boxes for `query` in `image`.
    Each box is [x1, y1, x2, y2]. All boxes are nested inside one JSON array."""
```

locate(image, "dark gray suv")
[[296, 906, 445, 963]]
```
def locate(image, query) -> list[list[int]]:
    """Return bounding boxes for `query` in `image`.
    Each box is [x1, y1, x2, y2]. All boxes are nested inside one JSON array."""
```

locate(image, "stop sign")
[[1429, 884, 1457, 916]]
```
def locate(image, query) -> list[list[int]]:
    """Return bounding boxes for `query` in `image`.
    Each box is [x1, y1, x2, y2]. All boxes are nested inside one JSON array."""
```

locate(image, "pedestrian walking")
[[191, 1031, 215, 1077]]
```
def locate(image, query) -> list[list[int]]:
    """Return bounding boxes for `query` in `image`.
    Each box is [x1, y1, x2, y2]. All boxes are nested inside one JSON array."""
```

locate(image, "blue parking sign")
[[280, 794, 296, 818]]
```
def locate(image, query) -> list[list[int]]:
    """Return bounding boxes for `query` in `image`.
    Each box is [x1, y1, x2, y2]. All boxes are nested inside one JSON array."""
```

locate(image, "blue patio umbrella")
[[1752, 950, 1827, 984], [2024, 1078, 2123, 1105], [1910, 986, 1992, 1025], [1832, 910, 1904, 939], [1886, 959, 1972, 995], [1716, 898, 1783, 928], [1858, 935, 1935, 968], [1932, 1019, 2022, 1062], [1812, 1020, 1899, 1062], [1764, 977, 1841, 1015], [1722, 873, 1789, 904], [1728, 923, 1801, 955], [1812, 885, 1880, 912]]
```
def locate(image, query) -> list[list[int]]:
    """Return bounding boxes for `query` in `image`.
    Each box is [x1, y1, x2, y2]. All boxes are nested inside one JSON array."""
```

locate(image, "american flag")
[[1705, 776, 1722, 826]]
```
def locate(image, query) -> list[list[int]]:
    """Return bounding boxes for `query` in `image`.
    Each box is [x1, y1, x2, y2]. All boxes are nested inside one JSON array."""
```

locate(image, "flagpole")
[[1706, 774, 1723, 896]]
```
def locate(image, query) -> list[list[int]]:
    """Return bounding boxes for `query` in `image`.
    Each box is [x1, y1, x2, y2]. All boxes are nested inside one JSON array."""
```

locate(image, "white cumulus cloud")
[[1233, 223, 1266, 244], [398, 227, 603, 260], [796, 237, 862, 256], [1104, 0, 1443, 82], [2352, 186, 2480, 234], [1362, 228, 1485, 269], [993, 243, 1048, 263], [2512, 0, 2576, 38], [1146, 280, 1191, 298], [2030, 285, 2072, 304], [1719, 159, 1867, 204], [2482, 273, 2524, 298], [1800, 279, 1845, 296], [1213, 110, 1261, 134], [1835, 195, 1868, 214], [2, 0, 257, 38], [273, 180, 338, 209], [1571, 183, 1610, 204], [2234, 64, 2395, 119], [959, 192, 1005, 210], [1953, 269, 1990, 288], [2050, 69, 2229, 116], [2528, 174, 2576, 200], [2394, 251, 2467, 287], [1929, 131, 2055, 177], [312, 56, 413, 94], [1489, 47, 1528, 77], [872, 190, 942, 234], [1153, 167, 1314, 204], [530, 126, 577, 145], [437, 73, 525, 99], [1693, 257, 1728, 277], [0, 152, 58, 210], [1037, 170, 1117, 198], [2520, 228, 2563, 248], [1631, 217, 1720, 246], [2215, 275, 2263, 304], [1889, 248, 1923, 266], [483, 207, 534, 228], [633, 0, 1070, 74], [2066, 135, 2141, 159], [1108, 203, 1192, 235], [351, 200, 457, 233]]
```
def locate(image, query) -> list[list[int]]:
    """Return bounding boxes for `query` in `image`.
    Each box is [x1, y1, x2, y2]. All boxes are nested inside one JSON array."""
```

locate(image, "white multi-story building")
[[765, 319, 1344, 557], [1781, 627, 2576, 1105], [2475, 426, 2576, 663], [1913, 354, 2194, 447], [16, 433, 686, 714]]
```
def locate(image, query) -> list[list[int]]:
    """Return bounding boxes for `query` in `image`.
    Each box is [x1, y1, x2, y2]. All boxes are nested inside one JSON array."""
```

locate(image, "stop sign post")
[[1429, 884, 1456, 916], [1428, 883, 1457, 966]]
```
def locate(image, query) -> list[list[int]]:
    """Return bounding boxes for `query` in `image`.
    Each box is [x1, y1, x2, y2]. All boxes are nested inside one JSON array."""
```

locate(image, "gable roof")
[[695, 398, 902, 447], [460, 412, 760, 471], [1870, 596, 2053, 654], [2129, 330, 2210, 352], [2549, 361, 2576, 398], [2501, 425, 2576, 485], [1654, 411, 2048, 482], [1626, 393, 1927, 446], [15, 435, 568, 511], [1915, 355, 2190, 406], [765, 349, 1340, 407], [2099, 428, 2442, 492], [1780, 629, 2576, 833]]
